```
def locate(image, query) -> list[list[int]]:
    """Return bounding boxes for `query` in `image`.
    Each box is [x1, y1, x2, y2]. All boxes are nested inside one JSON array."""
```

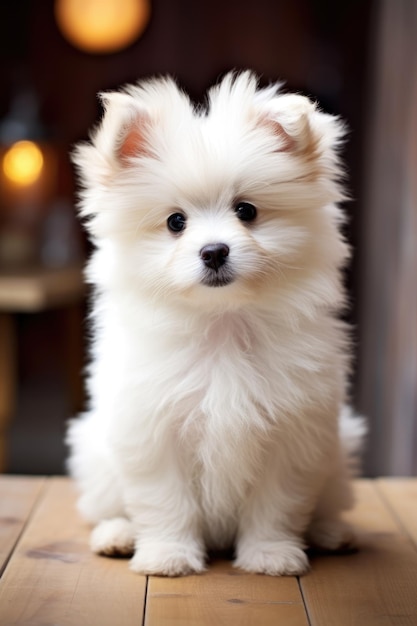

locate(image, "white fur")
[[67, 71, 365, 576]]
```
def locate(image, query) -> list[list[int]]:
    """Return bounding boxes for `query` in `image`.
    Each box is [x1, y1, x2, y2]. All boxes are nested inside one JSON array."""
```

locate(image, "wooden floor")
[[0, 477, 416, 625]]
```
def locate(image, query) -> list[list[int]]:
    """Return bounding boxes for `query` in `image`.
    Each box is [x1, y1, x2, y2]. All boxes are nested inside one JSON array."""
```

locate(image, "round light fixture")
[[2, 140, 44, 187], [55, 0, 151, 54]]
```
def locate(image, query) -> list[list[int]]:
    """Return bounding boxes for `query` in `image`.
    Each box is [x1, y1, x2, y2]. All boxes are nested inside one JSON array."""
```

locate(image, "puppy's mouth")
[[200, 268, 235, 288]]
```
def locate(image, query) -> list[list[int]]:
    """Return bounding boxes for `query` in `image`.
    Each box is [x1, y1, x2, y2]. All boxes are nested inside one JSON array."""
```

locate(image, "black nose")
[[200, 243, 230, 271]]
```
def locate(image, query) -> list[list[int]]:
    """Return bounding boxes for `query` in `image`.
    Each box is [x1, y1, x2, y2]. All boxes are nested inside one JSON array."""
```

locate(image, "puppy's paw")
[[234, 540, 309, 576], [130, 541, 206, 577], [307, 518, 356, 552], [90, 518, 135, 556]]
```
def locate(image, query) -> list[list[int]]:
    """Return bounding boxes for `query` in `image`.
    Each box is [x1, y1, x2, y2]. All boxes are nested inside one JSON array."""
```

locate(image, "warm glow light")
[[55, 0, 151, 54], [2, 141, 44, 186]]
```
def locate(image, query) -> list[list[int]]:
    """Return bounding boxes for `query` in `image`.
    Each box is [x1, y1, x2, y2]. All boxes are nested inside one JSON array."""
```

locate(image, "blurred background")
[[0, 0, 415, 477]]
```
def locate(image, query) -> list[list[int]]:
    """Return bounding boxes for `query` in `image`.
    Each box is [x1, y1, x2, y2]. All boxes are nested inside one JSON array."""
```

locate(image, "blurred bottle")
[[40, 198, 82, 267]]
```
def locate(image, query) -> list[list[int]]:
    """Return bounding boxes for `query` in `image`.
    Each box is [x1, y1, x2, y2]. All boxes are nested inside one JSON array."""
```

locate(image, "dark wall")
[[1, 0, 375, 308], [0, 0, 375, 473]]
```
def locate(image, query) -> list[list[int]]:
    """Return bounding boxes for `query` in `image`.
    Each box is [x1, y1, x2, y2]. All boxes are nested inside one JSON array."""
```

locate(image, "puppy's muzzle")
[[200, 243, 234, 287], [200, 243, 229, 271]]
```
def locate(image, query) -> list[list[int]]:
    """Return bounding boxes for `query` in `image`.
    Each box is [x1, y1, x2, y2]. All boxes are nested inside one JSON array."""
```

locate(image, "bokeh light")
[[2, 140, 44, 187], [55, 0, 151, 54]]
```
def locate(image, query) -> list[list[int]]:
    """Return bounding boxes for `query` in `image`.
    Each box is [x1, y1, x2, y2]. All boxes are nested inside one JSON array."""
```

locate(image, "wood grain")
[[145, 558, 308, 626], [300, 480, 417, 626], [0, 476, 45, 575], [1, 478, 417, 625], [0, 477, 146, 626], [377, 478, 417, 547]]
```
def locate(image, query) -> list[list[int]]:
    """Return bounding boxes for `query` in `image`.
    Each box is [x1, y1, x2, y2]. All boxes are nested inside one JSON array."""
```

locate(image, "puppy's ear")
[[99, 91, 153, 163], [258, 116, 296, 152], [72, 91, 153, 187], [258, 94, 316, 154], [117, 115, 151, 162], [259, 92, 346, 160]]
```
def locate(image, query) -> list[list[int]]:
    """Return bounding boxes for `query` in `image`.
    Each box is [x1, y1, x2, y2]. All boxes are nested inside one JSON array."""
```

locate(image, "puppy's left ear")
[[258, 94, 344, 156]]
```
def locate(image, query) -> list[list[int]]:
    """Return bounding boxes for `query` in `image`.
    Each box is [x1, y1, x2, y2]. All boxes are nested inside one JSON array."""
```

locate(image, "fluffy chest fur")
[[91, 292, 344, 501], [92, 293, 342, 425]]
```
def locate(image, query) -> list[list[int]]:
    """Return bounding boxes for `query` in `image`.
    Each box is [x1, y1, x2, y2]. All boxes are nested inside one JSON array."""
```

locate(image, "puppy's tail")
[[339, 405, 367, 477]]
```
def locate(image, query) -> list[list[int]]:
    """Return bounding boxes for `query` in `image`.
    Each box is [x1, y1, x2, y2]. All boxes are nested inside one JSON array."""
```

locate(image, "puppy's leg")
[[91, 517, 135, 556], [126, 477, 206, 576], [235, 483, 311, 575], [67, 416, 125, 523], [307, 460, 356, 551], [68, 416, 138, 557], [307, 409, 365, 551], [117, 442, 205, 577], [235, 442, 327, 576]]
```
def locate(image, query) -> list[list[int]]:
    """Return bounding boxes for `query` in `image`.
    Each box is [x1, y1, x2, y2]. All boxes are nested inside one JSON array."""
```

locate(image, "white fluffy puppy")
[[67, 71, 365, 577]]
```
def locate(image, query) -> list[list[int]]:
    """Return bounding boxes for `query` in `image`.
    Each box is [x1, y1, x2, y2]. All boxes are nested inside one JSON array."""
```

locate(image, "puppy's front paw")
[[130, 541, 206, 577], [235, 540, 309, 576], [90, 518, 135, 556], [307, 518, 356, 552]]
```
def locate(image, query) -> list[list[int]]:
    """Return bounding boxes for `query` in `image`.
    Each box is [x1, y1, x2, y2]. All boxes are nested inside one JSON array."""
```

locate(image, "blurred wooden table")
[[0, 264, 84, 471], [0, 477, 416, 625]]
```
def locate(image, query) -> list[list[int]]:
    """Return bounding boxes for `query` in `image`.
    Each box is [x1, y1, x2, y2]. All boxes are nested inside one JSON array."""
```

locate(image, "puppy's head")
[[74, 72, 349, 312]]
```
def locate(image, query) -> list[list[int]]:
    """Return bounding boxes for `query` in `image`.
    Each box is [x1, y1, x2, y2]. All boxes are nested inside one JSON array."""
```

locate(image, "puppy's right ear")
[[72, 91, 152, 186], [98, 92, 154, 163]]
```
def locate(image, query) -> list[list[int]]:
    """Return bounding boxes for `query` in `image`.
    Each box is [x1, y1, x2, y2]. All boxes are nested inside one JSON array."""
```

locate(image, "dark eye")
[[167, 212, 187, 233], [235, 201, 257, 222]]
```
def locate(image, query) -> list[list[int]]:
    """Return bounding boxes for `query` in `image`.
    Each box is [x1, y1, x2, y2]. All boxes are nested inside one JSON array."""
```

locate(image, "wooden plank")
[[300, 480, 417, 626], [377, 478, 417, 547], [145, 558, 308, 626], [0, 477, 146, 626], [0, 476, 45, 575]]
